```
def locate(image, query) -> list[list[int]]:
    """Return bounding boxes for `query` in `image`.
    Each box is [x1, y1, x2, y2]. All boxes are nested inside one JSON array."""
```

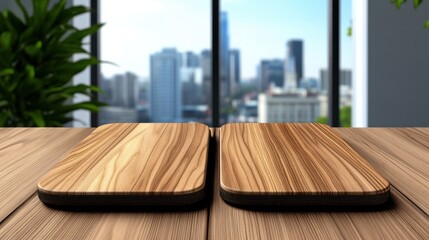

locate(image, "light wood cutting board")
[[38, 123, 210, 208], [220, 123, 390, 206]]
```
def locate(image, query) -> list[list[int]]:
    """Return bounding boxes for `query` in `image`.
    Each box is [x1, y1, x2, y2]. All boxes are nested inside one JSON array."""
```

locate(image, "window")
[[220, 0, 329, 124], [93, 0, 346, 127], [99, 0, 211, 125]]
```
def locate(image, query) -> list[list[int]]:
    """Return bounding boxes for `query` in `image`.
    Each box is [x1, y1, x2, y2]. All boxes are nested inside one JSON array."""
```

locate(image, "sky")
[[101, 0, 353, 80]]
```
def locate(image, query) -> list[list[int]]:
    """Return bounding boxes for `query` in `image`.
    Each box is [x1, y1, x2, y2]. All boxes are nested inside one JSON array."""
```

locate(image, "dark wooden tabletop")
[[0, 128, 428, 239]]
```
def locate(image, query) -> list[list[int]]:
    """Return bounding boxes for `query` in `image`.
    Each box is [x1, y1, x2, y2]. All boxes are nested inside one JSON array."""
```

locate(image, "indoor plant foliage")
[[0, 0, 105, 127]]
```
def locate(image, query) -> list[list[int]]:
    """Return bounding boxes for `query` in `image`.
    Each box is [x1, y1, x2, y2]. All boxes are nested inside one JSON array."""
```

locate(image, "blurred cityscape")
[[99, 11, 352, 125]]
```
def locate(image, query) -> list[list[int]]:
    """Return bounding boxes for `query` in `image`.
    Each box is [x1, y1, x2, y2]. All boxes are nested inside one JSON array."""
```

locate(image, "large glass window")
[[220, 0, 330, 124], [96, 1, 349, 126], [340, 0, 353, 127], [99, 0, 211, 125]]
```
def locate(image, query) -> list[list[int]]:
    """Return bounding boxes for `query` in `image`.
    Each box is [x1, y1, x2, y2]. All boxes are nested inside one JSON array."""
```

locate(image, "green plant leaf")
[[425, 20, 429, 28], [43, 0, 67, 32], [58, 101, 103, 114], [0, 32, 13, 49], [0, 11, 14, 31], [19, 26, 36, 43], [26, 110, 46, 127], [16, 0, 30, 23], [56, 6, 89, 25], [24, 41, 43, 57], [32, 0, 49, 24], [0, 68, 14, 76], [414, 0, 423, 8], [5, 10, 25, 32], [391, 0, 407, 9], [62, 24, 103, 44], [0, 111, 11, 126], [53, 57, 100, 75], [26, 64, 35, 79]]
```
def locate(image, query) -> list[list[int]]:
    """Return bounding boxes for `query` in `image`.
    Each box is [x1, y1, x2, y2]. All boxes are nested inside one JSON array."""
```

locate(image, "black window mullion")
[[90, 0, 99, 127], [328, 0, 340, 127], [212, 0, 220, 127]]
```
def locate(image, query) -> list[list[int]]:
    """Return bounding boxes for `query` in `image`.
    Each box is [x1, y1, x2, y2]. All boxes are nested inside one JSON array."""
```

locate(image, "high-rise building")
[[258, 92, 321, 123], [320, 69, 353, 93], [111, 72, 139, 108], [99, 75, 113, 105], [284, 57, 297, 90], [200, 49, 211, 105], [340, 69, 352, 88], [150, 48, 182, 122], [258, 59, 284, 92], [181, 67, 203, 105], [184, 51, 200, 68], [229, 49, 240, 96], [285, 40, 304, 88], [221, 11, 230, 98]]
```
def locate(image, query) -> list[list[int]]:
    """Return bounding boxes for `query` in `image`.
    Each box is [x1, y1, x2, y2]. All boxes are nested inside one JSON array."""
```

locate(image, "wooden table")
[[1, 128, 428, 239]]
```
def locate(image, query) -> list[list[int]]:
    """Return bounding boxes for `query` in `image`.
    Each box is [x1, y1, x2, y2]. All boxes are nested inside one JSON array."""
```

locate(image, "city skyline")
[[101, 0, 352, 80]]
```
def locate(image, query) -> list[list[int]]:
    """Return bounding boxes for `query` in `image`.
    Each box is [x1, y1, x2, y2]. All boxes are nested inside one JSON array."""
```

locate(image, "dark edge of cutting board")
[[219, 186, 391, 209]]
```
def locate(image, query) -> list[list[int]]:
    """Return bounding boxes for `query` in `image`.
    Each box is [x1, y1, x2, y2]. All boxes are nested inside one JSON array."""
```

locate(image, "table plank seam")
[[0, 191, 37, 226], [391, 185, 428, 217]]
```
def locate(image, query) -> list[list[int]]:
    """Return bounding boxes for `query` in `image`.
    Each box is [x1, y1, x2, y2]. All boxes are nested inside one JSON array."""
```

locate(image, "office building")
[[181, 67, 203, 105], [258, 59, 284, 92], [285, 40, 304, 88], [284, 57, 297, 91], [111, 72, 139, 108], [150, 48, 182, 122], [258, 92, 321, 123], [99, 75, 112, 105], [184, 51, 200, 68], [200, 49, 211, 105], [229, 49, 240, 95], [221, 11, 231, 98], [320, 69, 353, 93]]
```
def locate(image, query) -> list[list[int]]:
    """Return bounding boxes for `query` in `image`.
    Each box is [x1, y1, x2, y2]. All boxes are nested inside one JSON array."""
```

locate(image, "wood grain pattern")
[[337, 128, 429, 215], [211, 128, 429, 240], [38, 123, 209, 205], [0, 194, 207, 240], [220, 123, 390, 204], [0, 128, 93, 223]]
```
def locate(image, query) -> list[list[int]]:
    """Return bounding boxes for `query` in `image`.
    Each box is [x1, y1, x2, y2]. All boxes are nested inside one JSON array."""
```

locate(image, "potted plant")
[[0, 0, 105, 127]]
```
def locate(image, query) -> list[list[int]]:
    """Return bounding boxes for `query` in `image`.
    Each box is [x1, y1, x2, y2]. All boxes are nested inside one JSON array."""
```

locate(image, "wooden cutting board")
[[220, 123, 390, 206], [38, 123, 210, 208]]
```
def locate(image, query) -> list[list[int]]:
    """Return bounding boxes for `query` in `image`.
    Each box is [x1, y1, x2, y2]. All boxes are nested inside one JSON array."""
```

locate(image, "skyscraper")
[[150, 48, 182, 122], [258, 59, 284, 92], [320, 69, 352, 93], [285, 40, 304, 88], [111, 72, 139, 108], [200, 49, 211, 105], [229, 49, 240, 96], [221, 11, 230, 98], [184, 51, 200, 68]]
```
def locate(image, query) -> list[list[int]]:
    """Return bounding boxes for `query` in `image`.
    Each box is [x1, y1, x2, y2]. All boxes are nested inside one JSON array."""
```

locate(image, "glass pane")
[[340, 0, 353, 127], [99, 0, 211, 125], [220, 0, 328, 124]]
